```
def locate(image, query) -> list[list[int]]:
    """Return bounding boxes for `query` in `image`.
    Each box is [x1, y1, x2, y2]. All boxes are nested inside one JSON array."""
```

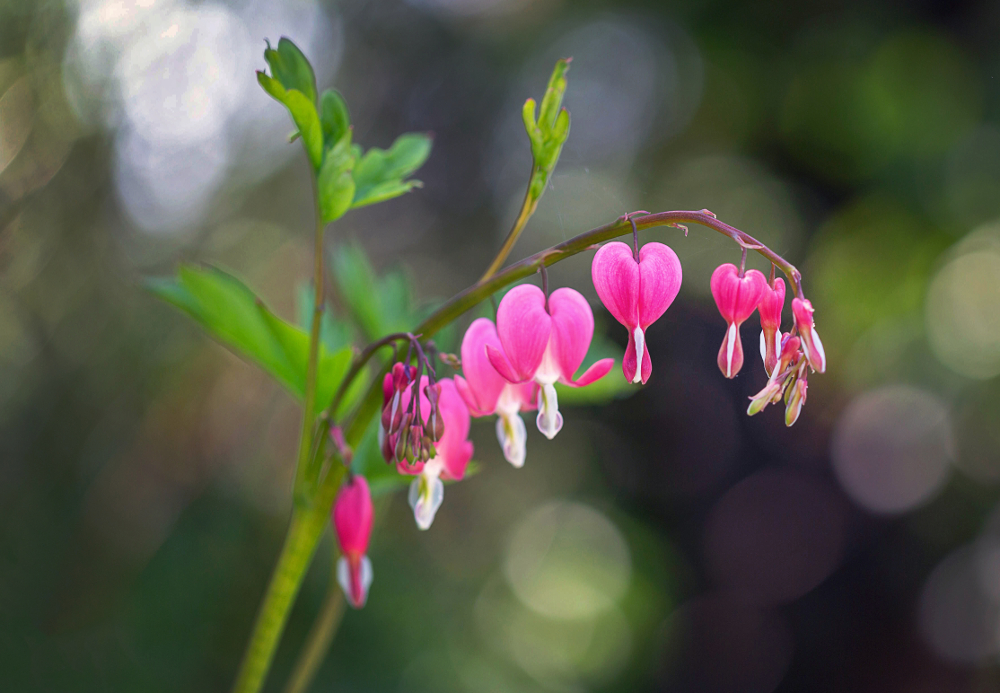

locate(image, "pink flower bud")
[[791, 298, 826, 373], [591, 241, 682, 384], [710, 264, 768, 378], [757, 277, 785, 377], [332, 475, 374, 609]]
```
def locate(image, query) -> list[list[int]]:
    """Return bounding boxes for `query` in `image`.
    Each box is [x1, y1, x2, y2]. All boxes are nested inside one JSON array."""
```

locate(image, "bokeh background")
[[4, 0, 1000, 691]]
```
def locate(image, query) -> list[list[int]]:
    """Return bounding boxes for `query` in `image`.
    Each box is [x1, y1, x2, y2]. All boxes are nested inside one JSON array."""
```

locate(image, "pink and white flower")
[[333, 474, 374, 608], [388, 376, 474, 530], [454, 318, 537, 468], [591, 241, 682, 384], [710, 263, 768, 378], [792, 297, 826, 373], [486, 284, 614, 439], [757, 277, 785, 377]]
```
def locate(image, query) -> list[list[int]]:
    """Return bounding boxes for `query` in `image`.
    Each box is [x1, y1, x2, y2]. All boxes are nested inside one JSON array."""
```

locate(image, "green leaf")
[[263, 37, 317, 104], [258, 45, 323, 169], [351, 133, 432, 208], [318, 134, 356, 222], [351, 179, 422, 209], [283, 89, 324, 169], [538, 58, 570, 131], [555, 330, 635, 406], [295, 283, 353, 353], [332, 243, 381, 340], [147, 265, 362, 416], [320, 89, 351, 149]]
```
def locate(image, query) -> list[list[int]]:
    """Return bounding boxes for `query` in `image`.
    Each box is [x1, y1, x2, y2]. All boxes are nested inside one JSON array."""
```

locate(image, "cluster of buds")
[[379, 361, 445, 466], [746, 297, 826, 425]]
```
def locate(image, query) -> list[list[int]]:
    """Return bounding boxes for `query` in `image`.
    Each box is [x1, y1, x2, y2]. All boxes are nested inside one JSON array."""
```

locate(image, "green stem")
[[230, 507, 329, 693], [294, 185, 327, 504], [281, 557, 346, 693], [480, 165, 540, 281]]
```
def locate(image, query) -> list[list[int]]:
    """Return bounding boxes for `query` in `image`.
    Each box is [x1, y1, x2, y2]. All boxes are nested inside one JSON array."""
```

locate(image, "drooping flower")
[[386, 376, 473, 530], [379, 363, 444, 466], [591, 241, 682, 384], [747, 334, 801, 417], [791, 297, 826, 373], [486, 284, 614, 439], [710, 263, 768, 378], [454, 318, 537, 468], [333, 474, 374, 609], [757, 277, 785, 377]]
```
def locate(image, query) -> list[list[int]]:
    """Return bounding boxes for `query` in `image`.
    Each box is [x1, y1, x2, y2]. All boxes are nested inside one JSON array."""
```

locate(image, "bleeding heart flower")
[[454, 318, 537, 468], [392, 377, 474, 530], [485, 284, 614, 439], [710, 263, 768, 378], [757, 277, 785, 377], [591, 241, 682, 384], [333, 474, 374, 609], [792, 297, 826, 373]]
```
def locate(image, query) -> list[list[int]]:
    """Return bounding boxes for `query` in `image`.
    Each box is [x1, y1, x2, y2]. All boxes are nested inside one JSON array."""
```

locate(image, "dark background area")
[[3, 0, 1000, 691]]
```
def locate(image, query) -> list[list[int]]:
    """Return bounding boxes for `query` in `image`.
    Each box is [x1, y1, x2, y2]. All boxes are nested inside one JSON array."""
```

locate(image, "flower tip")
[[337, 555, 373, 609], [408, 475, 444, 530]]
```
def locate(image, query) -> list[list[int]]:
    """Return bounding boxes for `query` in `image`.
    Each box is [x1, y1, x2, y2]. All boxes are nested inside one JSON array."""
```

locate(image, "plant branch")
[[480, 165, 540, 281], [294, 181, 328, 505], [342, 209, 802, 448]]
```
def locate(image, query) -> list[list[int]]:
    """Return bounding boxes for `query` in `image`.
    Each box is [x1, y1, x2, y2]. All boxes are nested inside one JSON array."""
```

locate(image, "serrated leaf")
[[263, 37, 317, 104]]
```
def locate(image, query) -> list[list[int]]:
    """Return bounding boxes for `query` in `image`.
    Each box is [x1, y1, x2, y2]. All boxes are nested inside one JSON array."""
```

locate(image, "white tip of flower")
[[536, 382, 563, 440], [337, 555, 373, 609], [632, 327, 645, 384], [496, 410, 527, 468], [726, 322, 738, 378], [408, 474, 444, 530], [811, 327, 826, 373]]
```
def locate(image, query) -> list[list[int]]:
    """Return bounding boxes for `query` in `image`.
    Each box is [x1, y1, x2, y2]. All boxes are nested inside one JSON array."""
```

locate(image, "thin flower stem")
[[281, 553, 346, 693], [479, 165, 539, 281]]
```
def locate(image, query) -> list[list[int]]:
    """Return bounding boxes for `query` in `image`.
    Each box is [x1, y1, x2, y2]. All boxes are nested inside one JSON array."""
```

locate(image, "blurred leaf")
[[257, 73, 323, 170], [351, 133, 432, 209], [556, 330, 633, 406], [331, 244, 416, 340], [263, 37, 317, 104], [295, 283, 354, 353], [351, 179, 422, 209], [147, 265, 359, 416], [318, 133, 356, 222], [320, 89, 351, 149]]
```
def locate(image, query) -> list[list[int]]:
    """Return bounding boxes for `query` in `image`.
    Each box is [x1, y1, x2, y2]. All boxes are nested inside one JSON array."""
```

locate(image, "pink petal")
[[758, 277, 785, 331], [623, 331, 637, 383], [486, 344, 528, 384], [441, 440, 474, 481], [639, 339, 652, 384], [454, 375, 488, 418], [591, 241, 640, 329], [547, 287, 595, 382], [710, 264, 768, 325], [564, 358, 615, 387], [333, 475, 373, 556], [457, 318, 505, 416], [433, 378, 472, 470], [637, 242, 682, 328], [495, 284, 551, 381]]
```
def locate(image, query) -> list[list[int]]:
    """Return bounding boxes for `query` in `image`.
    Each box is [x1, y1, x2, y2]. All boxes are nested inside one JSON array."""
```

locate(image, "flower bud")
[[332, 475, 374, 608], [792, 298, 826, 373], [757, 278, 785, 377]]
